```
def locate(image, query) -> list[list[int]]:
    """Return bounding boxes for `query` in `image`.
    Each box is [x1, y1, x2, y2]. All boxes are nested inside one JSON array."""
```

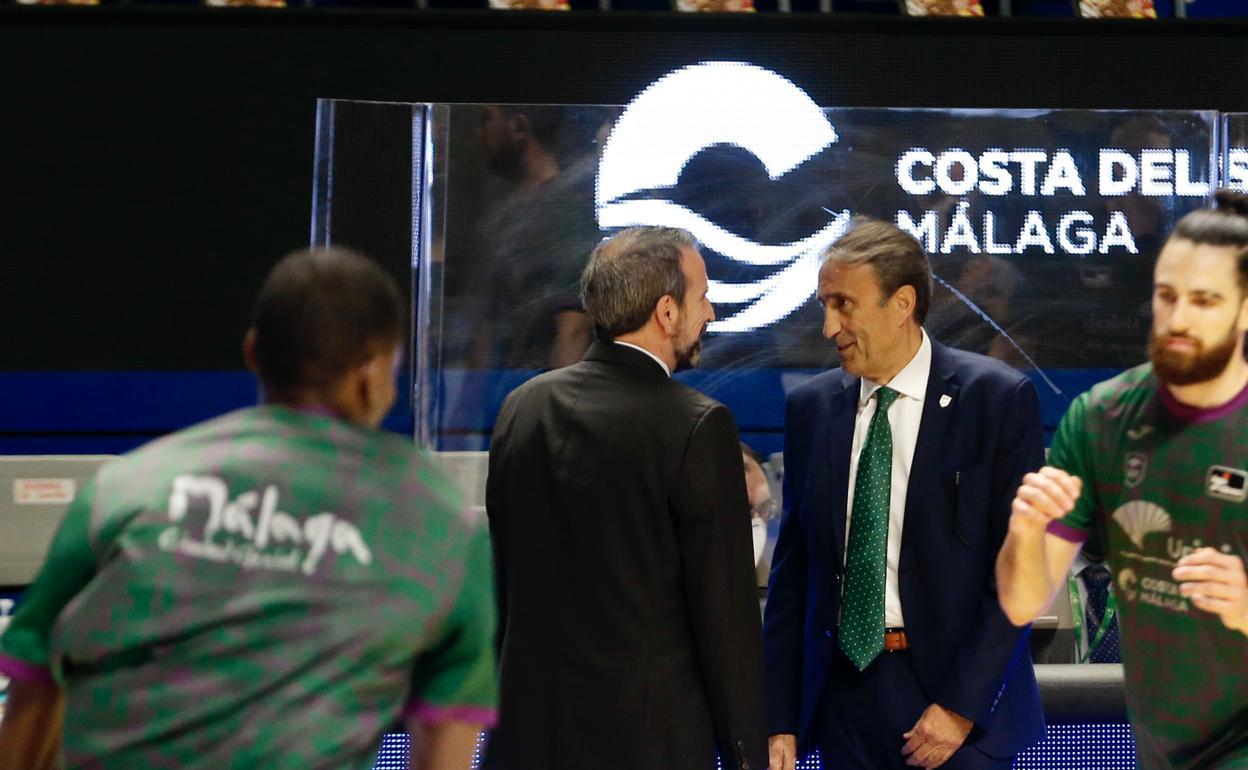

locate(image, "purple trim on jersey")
[[1158, 378, 1248, 424], [0, 653, 55, 686], [404, 700, 499, 728], [1046, 520, 1089, 544]]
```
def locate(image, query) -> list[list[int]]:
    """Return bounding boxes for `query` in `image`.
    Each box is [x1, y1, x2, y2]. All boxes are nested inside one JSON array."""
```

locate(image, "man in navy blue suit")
[[763, 218, 1046, 770]]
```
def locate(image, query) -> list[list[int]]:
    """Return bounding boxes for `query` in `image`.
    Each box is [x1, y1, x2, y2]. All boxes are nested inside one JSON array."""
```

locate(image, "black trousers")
[[812, 648, 1011, 770]]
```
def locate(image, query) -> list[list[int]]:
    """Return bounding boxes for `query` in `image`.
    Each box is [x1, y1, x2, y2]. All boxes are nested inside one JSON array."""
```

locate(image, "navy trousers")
[[811, 649, 1012, 770]]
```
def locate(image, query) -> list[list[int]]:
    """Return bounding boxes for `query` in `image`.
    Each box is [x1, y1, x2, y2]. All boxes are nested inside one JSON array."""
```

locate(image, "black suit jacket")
[[763, 340, 1046, 759], [483, 341, 767, 770]]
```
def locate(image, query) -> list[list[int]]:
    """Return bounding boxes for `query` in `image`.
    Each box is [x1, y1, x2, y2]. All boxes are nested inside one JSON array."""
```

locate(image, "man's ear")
[[510, 113, 531, 142], [891, 285, 917, 327], [242, 328, 260, 375], [354, 359, 376, 417], [332, 354, 377, 426], [655, 294, 680, 337]]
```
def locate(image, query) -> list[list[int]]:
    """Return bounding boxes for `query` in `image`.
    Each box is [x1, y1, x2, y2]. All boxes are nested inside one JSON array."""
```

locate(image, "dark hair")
[[500, 105, 564, 151], [822, 217, 934, 325], [1169, 189, 1248, 292], [1109, 114, 1171, 154], [580, 227, 694, 340], [740, 441, 764, 466], [251, 247, 403, 394]]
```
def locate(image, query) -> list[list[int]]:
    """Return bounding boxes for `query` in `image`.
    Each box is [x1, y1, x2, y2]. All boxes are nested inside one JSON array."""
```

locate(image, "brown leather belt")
[[883, 627, 909, 652]]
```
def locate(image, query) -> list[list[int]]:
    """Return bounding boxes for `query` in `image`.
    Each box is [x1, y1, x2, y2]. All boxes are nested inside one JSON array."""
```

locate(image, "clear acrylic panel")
[[311, 99, 433, 444], [1224, 113, 1248, 192], [429, 102, 1218, 455], [312, 90, 1225, 460]]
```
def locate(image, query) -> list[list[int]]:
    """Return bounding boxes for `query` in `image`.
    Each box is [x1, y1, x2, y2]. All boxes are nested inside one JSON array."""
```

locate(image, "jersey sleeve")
[[0, 481, 98, 685], [406, 521, 498, 727], [1045, 393, 1098, 545]]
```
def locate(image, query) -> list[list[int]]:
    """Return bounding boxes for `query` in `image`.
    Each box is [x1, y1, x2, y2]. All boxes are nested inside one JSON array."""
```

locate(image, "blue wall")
[[0, 367, 1118, 456]]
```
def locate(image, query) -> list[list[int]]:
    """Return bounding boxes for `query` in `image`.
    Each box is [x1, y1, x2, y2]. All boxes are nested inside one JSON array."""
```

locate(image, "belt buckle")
[[883, 627, 909, 652]]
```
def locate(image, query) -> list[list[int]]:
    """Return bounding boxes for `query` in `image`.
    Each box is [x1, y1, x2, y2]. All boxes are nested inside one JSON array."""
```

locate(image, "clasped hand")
[[901, 703, 973, 768], [767, 702, 972, 770], [1173, 547, 1248, 636]]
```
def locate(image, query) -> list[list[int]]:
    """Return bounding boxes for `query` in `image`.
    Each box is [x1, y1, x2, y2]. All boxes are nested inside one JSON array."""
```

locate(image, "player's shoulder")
[[100, 408, 263, 481], [1081, 363, 1156, 416]]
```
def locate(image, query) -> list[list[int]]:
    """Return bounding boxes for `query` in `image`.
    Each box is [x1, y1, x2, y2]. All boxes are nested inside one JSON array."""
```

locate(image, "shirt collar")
[[612, 341, 672, 377], [858, 329, 931, 406]]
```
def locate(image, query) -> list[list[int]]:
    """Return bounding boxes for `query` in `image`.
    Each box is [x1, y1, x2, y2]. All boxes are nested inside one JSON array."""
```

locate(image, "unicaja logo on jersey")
[[1111, 499, 1172, 550], [1123, 452, 1147, 488], [596, 62, 851, 333], [1117, 568, 1139, 602]]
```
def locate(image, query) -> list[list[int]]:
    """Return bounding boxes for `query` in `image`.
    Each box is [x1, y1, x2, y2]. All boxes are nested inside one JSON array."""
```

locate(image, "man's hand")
[[1010, 467, 1083, 534], [901, 703, 973, 769], [1173, 547, 1248, 636], [768, 733, 797, 770]]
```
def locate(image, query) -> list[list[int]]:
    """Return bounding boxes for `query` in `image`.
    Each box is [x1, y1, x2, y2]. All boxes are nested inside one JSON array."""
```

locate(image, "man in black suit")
[[764, 218, 1046, 770], [482, 226, 767, 770]]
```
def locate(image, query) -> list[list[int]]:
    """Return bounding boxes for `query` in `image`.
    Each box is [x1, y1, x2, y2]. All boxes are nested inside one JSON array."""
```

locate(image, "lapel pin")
[[939, 394, 952, 408]]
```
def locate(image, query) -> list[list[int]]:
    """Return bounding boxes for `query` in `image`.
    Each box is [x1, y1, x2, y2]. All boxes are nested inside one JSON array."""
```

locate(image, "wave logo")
[[596, 61, 851, 333]]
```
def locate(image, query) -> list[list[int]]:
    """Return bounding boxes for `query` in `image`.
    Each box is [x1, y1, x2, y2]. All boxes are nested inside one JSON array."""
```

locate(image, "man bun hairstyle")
[[1170, 188, 1248, 292], [1213, 188, 1248, 219], [580, 227, 694, 340], [251, 247, 404, 394], [822, 217, 934, 325]]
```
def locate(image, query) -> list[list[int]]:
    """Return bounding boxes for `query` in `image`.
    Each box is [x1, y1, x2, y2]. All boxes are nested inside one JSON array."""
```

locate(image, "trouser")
[[812, 647, 1011, 770]]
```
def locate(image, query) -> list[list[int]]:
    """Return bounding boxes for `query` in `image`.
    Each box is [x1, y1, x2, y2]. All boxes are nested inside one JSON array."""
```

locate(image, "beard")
[[1149, 324, 1240, 386], [673, 324, 707, 373], [673, 337, 702, 373], [485, 140, 526, 182]]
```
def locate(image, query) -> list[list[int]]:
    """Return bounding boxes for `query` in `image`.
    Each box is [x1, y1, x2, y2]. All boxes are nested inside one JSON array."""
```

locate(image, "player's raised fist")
[[1010, 466, 1083, 531]]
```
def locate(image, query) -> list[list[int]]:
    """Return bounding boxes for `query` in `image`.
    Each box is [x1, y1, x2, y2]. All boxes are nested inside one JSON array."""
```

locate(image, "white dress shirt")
[[613, 341, 671, 377], [843, 329, 932, 628]]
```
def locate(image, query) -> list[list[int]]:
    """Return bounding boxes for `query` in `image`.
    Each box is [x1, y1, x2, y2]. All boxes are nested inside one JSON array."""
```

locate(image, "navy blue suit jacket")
[[763, 340, 1046, 760]]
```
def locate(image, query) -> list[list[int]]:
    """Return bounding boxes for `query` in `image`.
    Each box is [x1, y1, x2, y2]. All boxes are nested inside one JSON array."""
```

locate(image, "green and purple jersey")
[[1048, 364, 1248, 770], [0, 406, 497, 770]]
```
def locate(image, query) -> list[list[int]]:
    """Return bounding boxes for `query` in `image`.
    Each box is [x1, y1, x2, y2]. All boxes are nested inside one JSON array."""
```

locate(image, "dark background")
[[2, 7, 1246, 448]]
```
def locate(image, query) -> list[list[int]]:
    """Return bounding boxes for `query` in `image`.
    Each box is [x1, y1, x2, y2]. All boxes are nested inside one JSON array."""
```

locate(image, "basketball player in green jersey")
[[997, 190, 1248, 770], [0, 248, 496, 770]]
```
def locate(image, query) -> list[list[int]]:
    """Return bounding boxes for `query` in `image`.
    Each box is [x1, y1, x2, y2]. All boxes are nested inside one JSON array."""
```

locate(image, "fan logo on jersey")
[[1111, 499, 1171, 550], [1123, 452, 1147, 488], [1206, 465, 1248, 503]]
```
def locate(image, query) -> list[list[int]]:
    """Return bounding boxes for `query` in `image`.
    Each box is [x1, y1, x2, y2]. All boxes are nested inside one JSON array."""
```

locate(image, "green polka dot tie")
[[839, 386, 898, 672]]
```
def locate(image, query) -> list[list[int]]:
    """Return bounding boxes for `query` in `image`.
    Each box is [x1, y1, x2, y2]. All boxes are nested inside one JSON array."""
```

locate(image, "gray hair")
[[822, 217, 933, 325], [580, 227, 696, 339]]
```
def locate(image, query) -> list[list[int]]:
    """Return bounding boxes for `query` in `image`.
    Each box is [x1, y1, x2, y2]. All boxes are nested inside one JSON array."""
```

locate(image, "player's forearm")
[[0, 679, 63, 770], [411, 719, 482, 770], [996, 525, 1059, 626]]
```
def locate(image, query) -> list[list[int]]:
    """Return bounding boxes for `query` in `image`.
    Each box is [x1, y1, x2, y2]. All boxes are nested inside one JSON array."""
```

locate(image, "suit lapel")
[[900, 342, 960, 570], [825, 376, 860, 571]]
